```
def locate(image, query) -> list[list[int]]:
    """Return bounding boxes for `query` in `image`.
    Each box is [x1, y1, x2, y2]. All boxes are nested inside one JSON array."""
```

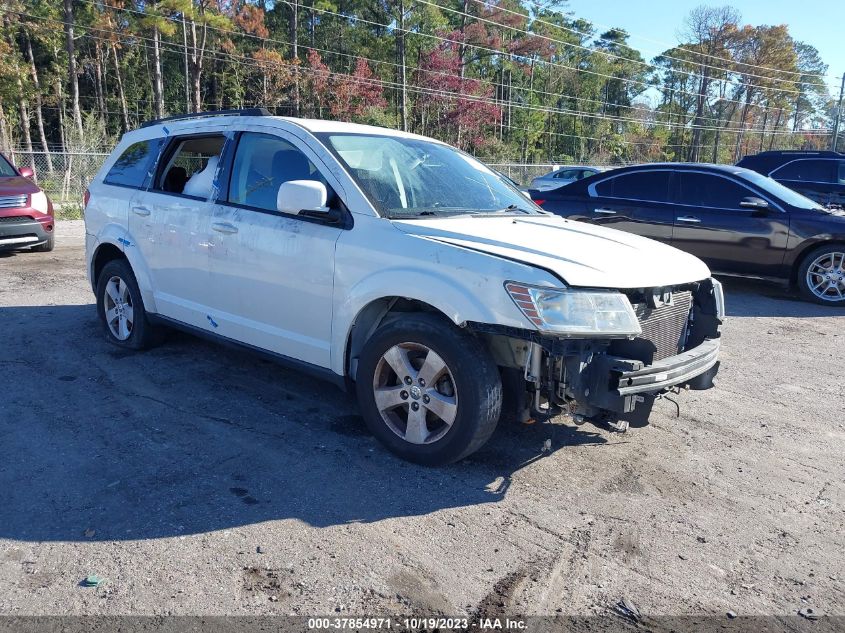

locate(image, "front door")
[[205, 128, 345, 368], [670, 171, 790, 278]]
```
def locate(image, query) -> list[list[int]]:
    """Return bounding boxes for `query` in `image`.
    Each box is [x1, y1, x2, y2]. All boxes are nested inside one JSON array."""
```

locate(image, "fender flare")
[[330, 267, 508, 376], [92, 224, 158, 314]]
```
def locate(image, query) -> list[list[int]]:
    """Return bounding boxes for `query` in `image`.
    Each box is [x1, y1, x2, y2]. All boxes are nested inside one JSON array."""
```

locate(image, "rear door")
[[770, 159, 836, 206], [129, 130, 230, 328], [670, 171, 790, 277], [583, 170, 675, 242]]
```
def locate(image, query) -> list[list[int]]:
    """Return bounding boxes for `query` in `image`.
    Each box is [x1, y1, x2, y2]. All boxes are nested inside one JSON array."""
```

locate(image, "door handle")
[[677, 216, 702, 224], [212, 222, 238, 234], [594, 208, 617, 215], [132, 206, 151, 217]]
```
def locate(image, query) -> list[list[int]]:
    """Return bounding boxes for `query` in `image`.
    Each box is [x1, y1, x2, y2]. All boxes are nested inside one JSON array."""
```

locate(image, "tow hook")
[[607, 419, 630, 433]]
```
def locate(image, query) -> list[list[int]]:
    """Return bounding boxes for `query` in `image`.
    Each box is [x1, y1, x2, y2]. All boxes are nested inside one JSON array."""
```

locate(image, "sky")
[[564, 0, 845, 98]]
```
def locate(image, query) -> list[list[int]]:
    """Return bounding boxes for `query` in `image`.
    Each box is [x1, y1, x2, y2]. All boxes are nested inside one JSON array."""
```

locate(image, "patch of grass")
[[54, 203, 84, 221]]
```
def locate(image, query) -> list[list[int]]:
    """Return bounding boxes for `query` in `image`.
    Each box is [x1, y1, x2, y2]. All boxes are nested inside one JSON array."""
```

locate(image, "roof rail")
[[139, 108, 272, 129], [756, 149, 843, 157]]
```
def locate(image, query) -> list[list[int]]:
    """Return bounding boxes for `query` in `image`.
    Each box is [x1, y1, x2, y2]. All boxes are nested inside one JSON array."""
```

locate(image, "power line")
[[67, 0, 768, 130], [62, 0, 822, 120], [1, 6, 831, 147], [428, 0, 819, 93], [516, 0, 836, 81]]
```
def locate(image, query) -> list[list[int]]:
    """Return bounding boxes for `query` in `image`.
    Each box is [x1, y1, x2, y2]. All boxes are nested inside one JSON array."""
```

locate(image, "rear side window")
[[838, 161, 845, 185], [772, 159, 833, 183], [610, 172, 671, 202], [154, 135, 226, 198], [104, 139, 165, 188], [593, 171, 670, 202], [678, 173, 753, 209]]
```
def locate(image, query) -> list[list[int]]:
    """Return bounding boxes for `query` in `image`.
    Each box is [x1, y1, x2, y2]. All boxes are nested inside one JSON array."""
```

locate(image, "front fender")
[[330, 267, 535, 376]]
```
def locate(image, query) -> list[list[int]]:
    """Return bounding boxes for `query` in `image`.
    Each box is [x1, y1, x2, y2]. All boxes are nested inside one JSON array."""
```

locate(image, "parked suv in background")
[[84, 109, 723, 465], [737, 150, 845, 208], [0, 153, 55, 253], [531, 163, 845, 306]]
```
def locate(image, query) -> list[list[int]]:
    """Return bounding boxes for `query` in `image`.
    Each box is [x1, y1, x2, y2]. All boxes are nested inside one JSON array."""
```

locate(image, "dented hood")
[[392, 214, 711, 289]]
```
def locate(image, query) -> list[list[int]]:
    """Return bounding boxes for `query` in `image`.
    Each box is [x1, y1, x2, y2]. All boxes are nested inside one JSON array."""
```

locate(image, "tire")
[[356, 313, 502, 466], [796, 245, 845, 306], [30, 234, 54, 252], [95, 258, 160, 350]]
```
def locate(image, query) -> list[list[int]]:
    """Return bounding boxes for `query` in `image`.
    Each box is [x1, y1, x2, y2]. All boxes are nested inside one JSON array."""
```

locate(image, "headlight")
[[710, 277, 725, 320], [505, 282, 642, 337], [30, 191, 50, 215]]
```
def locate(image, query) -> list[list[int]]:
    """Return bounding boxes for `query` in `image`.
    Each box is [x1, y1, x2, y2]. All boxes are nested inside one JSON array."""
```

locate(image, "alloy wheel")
[[104, 275, 134, 340], [806, 251, 845, 302], [372, 342, 458, 445]]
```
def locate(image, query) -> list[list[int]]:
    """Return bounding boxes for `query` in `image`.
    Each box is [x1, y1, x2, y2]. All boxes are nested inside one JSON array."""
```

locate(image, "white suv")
[[85, 109, 724, 465]]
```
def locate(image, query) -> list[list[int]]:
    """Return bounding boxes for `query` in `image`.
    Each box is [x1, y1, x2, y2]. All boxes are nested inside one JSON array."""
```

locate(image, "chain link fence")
[[9, 151, 617, 204], [10, 151, 109, 205]]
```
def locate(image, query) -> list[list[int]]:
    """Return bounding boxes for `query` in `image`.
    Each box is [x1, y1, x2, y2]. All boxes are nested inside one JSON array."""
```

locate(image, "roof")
[[135, 108, 437, 142], [736, 150, 844, 175]]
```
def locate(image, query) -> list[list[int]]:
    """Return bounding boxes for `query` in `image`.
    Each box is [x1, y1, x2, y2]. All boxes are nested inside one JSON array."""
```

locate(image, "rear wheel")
[[96, 259, 160, 350], [356, 313, 502, 466], [797, 245, 845, 305]]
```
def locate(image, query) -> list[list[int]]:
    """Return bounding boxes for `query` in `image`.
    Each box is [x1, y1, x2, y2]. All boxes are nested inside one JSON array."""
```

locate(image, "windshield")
[[0, 154, 17, 177], [737, 169, 825, 211], [321, 133, 539, 218]]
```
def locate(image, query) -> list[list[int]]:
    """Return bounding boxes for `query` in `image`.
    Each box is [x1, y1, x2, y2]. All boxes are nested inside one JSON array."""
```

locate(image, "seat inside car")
[[162, 166, 188, 193]]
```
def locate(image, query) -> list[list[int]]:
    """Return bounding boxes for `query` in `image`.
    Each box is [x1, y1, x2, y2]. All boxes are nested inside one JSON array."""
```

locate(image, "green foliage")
[[0, 0, 836, 165]]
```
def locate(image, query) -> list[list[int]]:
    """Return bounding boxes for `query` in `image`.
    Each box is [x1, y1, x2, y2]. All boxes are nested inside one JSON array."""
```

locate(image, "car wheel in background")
[[30, 234, 54, 252], [356, 313, 502, 466], [95, 258, 160, 349], [797, 245, 845, 306]]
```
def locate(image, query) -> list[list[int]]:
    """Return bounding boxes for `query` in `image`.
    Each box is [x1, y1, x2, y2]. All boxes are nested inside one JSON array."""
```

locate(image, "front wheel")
[[30, 234, 54, 252], [797, 245, 845, 306], [356, 313, 502, 466]]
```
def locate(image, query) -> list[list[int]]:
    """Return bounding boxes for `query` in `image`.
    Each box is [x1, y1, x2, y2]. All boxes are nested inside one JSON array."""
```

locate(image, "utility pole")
[[833, 72, 845, 152]]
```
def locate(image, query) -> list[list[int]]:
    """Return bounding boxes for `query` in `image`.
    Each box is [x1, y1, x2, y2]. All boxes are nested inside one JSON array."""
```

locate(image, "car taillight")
[[84, 189, 90, 208], [533, 199, 545, 206]]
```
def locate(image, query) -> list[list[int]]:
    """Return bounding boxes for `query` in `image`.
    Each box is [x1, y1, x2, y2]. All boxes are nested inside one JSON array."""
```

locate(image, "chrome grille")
[[632, 291, 693, 362], [0, 194, 27, 209]]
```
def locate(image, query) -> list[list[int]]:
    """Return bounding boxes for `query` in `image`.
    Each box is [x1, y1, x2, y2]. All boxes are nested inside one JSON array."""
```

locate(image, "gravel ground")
[[0, 220, 843, 624]]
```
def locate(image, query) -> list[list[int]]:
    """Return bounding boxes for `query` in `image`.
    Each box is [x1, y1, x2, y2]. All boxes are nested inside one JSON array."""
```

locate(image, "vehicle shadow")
[[718, 275, 845, 318], [0, 304, 606, 543]]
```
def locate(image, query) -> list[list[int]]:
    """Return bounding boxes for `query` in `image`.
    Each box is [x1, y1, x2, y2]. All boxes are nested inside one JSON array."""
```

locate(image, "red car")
[[0, 153, 54, 253]]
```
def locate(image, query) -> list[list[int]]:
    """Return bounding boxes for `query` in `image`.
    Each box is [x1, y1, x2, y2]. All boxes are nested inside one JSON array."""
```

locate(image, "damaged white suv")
[[85, 109, 723, 465]]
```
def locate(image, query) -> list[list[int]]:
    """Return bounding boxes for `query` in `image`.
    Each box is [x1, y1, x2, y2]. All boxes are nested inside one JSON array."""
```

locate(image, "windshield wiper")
[[484, 205, 534, 215]]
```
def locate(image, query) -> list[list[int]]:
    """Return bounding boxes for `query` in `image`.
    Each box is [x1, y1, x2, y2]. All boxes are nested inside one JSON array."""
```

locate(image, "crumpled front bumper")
[[586, 337, 720, 418], [606, 338, 720, 396]]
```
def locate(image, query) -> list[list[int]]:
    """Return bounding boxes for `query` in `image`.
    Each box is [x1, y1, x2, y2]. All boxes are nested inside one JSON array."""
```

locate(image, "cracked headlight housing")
[[506, 282, 641, 337]]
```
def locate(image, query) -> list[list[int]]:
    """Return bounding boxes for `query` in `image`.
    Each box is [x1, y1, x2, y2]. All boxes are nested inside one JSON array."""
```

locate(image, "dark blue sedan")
[[530, 163, 845, 306]]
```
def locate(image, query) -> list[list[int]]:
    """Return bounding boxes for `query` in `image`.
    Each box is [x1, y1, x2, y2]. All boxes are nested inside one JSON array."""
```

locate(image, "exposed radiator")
[[631, 290, 693, 362]]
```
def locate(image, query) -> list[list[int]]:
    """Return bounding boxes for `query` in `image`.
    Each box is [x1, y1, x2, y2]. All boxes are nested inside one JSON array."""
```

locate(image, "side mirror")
[[19, 166, 34, 179], [277, 180, 329, 215], [739, 196, 769, 210]]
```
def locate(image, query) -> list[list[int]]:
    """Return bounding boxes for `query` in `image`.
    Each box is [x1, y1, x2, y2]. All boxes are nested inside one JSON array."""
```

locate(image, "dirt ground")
[[0, 220, 843, 624]]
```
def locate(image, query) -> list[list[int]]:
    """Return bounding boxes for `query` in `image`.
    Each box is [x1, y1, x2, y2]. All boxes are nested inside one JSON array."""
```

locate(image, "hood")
[[393, 214, 711, 289], [0, 175, 40, 196]]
